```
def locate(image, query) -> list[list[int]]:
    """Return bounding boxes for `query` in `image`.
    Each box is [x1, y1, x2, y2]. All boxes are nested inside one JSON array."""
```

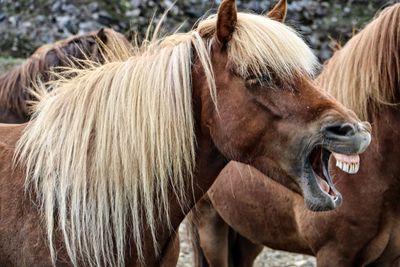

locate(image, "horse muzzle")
[[296, 121, 371, 211]]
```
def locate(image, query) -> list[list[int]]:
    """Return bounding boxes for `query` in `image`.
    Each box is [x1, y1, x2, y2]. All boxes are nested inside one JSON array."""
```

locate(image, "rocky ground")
[[0, 0, 397, 60], [177, 221, 316, 267]]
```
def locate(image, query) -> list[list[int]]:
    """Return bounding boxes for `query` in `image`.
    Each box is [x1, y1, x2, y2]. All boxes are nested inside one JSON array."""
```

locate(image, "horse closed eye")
[[246, 74, 272, 85], [252, 96, 284, 119]]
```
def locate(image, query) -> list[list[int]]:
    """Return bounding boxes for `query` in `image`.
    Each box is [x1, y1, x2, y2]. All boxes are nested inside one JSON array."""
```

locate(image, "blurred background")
[[0, 0, 397, 61], [0, 1, 396, 266]]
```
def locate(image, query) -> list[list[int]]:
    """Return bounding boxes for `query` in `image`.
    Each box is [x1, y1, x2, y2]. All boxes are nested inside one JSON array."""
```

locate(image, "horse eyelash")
[[246, 74, 272, 86]]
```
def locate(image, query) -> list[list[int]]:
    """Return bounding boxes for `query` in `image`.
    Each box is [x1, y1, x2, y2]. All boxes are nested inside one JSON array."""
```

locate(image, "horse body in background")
[[192, 3, 400, 267], [0, 28, 131, 123], [0, 0, 371, 266]]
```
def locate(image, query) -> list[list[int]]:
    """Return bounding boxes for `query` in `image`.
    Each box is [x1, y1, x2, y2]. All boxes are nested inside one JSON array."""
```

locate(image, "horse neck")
[[176, 60, 226, 218], [166, 133, 226, 226], [146, 57, 227, 260], [366, 106, 400, 190]]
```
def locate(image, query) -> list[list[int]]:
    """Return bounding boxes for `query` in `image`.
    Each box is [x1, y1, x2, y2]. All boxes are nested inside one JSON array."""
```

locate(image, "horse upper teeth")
[[332, 152, 360, 174], [335, 159, 359, 174]]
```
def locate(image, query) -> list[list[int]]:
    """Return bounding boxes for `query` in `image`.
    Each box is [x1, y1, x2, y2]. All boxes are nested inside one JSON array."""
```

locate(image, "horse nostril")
[[325, 123, 356, 137]]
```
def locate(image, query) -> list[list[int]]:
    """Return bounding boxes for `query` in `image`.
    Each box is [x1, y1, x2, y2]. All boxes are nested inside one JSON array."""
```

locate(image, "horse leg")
[[193, 194, 230, 267], [230, 232, 264, 267]]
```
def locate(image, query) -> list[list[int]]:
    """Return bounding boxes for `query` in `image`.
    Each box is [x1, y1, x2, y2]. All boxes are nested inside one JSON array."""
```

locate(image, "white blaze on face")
[[332, 152, 360, 174]]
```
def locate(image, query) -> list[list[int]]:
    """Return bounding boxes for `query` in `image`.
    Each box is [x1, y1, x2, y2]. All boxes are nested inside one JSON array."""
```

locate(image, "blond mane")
[[15, 13, 317, 266], [317, 3, 400, 120]]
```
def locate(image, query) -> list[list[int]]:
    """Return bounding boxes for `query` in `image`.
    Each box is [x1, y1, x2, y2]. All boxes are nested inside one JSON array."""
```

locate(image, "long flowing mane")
[[15, 13, 317, 266], [0, 28, 131, 119], [317, 3, 400, 120]]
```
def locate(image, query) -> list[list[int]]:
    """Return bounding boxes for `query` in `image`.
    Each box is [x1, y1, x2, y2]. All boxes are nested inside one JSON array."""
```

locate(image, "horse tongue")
[[317, 175, 330, 193]]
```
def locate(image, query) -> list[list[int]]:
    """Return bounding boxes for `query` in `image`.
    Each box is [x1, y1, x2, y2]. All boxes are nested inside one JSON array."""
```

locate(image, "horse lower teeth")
[[336, 160, 359, 174]]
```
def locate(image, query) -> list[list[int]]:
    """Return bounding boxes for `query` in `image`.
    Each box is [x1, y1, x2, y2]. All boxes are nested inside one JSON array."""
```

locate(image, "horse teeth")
[[355, 163, 360, 173], [336, 160, 342, 169], [335, 160, 360, 174], [344, 163, 350, 173]]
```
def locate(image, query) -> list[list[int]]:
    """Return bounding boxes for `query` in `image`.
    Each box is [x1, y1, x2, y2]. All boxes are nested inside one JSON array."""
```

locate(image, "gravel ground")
[[177, 221, 316, 267]]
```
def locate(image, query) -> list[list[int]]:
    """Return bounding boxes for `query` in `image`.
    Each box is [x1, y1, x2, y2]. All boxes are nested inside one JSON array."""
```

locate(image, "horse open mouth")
[[304, 145, 361, 210], [309, 147, 337, 199], [308, 146, 339, 200]]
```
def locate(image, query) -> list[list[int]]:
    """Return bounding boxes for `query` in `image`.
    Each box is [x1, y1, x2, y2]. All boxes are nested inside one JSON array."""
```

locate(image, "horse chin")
[[300, 176, 343, 212]]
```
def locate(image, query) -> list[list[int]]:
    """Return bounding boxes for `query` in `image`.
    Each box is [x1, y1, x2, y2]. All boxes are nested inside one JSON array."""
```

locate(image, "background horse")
[[0, 28, 131, 123], [192, 3, 400, 267], [0, 0, 371, 266]]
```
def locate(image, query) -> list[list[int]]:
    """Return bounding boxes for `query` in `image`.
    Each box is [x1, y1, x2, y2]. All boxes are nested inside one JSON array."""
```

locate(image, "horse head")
[[196, 0, 371, 211]]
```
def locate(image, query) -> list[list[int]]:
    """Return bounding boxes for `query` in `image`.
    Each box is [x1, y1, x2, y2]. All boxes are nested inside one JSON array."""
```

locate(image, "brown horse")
[[192, 2, 400, 267], [0, 28, 131, 123], [0, 0, 371, 266]]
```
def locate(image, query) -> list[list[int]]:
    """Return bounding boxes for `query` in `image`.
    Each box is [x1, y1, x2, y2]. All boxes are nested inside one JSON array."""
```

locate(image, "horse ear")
[[266, 0, 287, 22], [216, 0, 237, 45], [97, 28, 108, 43]]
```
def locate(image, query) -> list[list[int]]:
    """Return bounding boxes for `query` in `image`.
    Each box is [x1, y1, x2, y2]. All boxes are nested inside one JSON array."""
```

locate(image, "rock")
[[79, 21, 102, 33], [8, 16, 19, 27], [36, 15, 45, 23], [126, 9, 141, 17], [51, 1, 62, 12], [56, 15, 70, 28], [21, 21, 32, 28], [130, 0, 142, 8], [0, 13, 6, 22], [97, 10, 115, 25], [63, 4, 79, 15], [88, 2, 99, 13]]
